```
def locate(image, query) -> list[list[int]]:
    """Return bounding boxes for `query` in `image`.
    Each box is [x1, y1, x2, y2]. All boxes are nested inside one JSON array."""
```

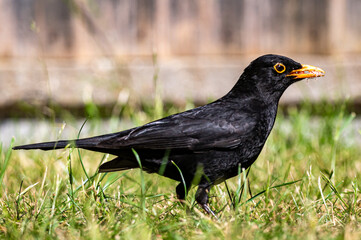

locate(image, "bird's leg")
[[176, 182, 189, 204], [195, 186, 217, 218]]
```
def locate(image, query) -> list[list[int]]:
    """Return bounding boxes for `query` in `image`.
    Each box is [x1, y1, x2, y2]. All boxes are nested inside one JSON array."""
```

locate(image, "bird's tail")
[[13, 140, 73, 150], [13, 131, 140, 172], [12, 132, 120, 153]]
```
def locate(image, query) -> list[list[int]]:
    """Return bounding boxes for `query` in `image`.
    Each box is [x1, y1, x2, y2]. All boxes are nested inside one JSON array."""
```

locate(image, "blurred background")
[[1, 0, 361, 141]]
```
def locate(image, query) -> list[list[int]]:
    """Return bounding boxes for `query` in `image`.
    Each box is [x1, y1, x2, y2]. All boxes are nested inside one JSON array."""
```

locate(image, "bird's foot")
[[201, 204, 218, 219]]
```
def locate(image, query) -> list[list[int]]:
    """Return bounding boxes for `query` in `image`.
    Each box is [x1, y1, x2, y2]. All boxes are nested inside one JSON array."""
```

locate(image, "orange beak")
[[286, 64, 325, 79]]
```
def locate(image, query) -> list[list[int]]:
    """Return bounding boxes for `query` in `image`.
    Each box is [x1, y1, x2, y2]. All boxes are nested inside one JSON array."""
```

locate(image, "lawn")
[[1, 101, 360, 239]]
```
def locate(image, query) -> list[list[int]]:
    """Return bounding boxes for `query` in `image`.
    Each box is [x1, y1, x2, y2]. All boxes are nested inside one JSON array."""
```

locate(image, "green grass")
[[1, 101, 361, 239]]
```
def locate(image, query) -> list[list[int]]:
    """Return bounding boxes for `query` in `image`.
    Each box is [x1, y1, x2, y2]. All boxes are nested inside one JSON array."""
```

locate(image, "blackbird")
[[13, 54, 325, 216]]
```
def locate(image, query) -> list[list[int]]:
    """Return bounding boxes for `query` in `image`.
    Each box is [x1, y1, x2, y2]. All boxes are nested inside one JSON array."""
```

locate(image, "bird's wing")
[[96, 107, 257, 151]]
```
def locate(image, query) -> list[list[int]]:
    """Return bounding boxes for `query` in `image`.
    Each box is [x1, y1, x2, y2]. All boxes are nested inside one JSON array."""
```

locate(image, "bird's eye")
[[274, 63, 286, 73]]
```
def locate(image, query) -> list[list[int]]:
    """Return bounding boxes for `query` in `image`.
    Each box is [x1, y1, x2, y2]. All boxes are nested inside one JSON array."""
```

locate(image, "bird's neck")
[[225, 76, 258, 99], [226, 76, 285, 106]]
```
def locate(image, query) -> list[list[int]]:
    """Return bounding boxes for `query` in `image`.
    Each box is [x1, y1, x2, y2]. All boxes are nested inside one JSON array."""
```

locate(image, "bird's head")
[[234, 54, 325, 101]]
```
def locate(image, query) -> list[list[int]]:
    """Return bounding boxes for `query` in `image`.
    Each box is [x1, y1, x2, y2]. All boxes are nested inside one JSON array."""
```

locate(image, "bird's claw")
[[201, 204, 218, 219]]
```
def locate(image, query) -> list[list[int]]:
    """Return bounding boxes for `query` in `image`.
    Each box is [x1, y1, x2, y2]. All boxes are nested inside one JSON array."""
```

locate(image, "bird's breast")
[[236, 105, 278, 162]]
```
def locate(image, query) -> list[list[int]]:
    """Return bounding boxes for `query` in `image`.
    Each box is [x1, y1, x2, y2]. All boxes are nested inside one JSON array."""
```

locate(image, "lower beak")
[[286, 64, 325, 79]]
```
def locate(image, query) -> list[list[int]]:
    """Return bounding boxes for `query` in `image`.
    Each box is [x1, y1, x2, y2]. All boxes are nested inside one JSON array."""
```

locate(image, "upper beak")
[[286, 64, 325, 79]]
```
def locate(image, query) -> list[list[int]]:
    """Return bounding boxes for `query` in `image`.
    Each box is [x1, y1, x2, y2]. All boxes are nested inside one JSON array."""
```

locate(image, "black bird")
[[13, 54, 325, 216]]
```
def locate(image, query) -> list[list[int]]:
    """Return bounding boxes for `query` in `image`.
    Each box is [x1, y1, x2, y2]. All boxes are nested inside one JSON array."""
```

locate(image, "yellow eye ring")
[[274, 63, 286, 73]]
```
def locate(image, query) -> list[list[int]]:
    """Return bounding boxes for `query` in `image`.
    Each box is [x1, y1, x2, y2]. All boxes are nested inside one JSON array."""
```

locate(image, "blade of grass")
[[239, 166, 252, 202], [224, 181, 234, 208], [171, 160, 187, 200], [51, 175, 61, 217], [132, 148, 146, 212], [49, 175, 61, 235], [318, 176, 331, 222], [17, 182, 39, 200], [15, 179, 23, 220], [77, 119, 90, 182], [320, 172, 349, 210], [35, 190, 50, 219], [158, 149, 170, 176], [67, 150, 75, 211], [15, 181, 39, 219], [66, 193, 86, 219], [0, 138, 14, 195], [232, 165, 242, 209], [244, 179, 302, 204], [103, 171, 129, 191]]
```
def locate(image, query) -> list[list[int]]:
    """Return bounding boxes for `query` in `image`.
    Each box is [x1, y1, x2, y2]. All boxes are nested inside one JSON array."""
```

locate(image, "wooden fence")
[[0, 0, 360, 58]]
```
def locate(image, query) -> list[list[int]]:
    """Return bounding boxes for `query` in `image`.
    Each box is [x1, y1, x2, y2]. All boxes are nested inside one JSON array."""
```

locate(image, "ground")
[[0, 101, 360, 239]]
